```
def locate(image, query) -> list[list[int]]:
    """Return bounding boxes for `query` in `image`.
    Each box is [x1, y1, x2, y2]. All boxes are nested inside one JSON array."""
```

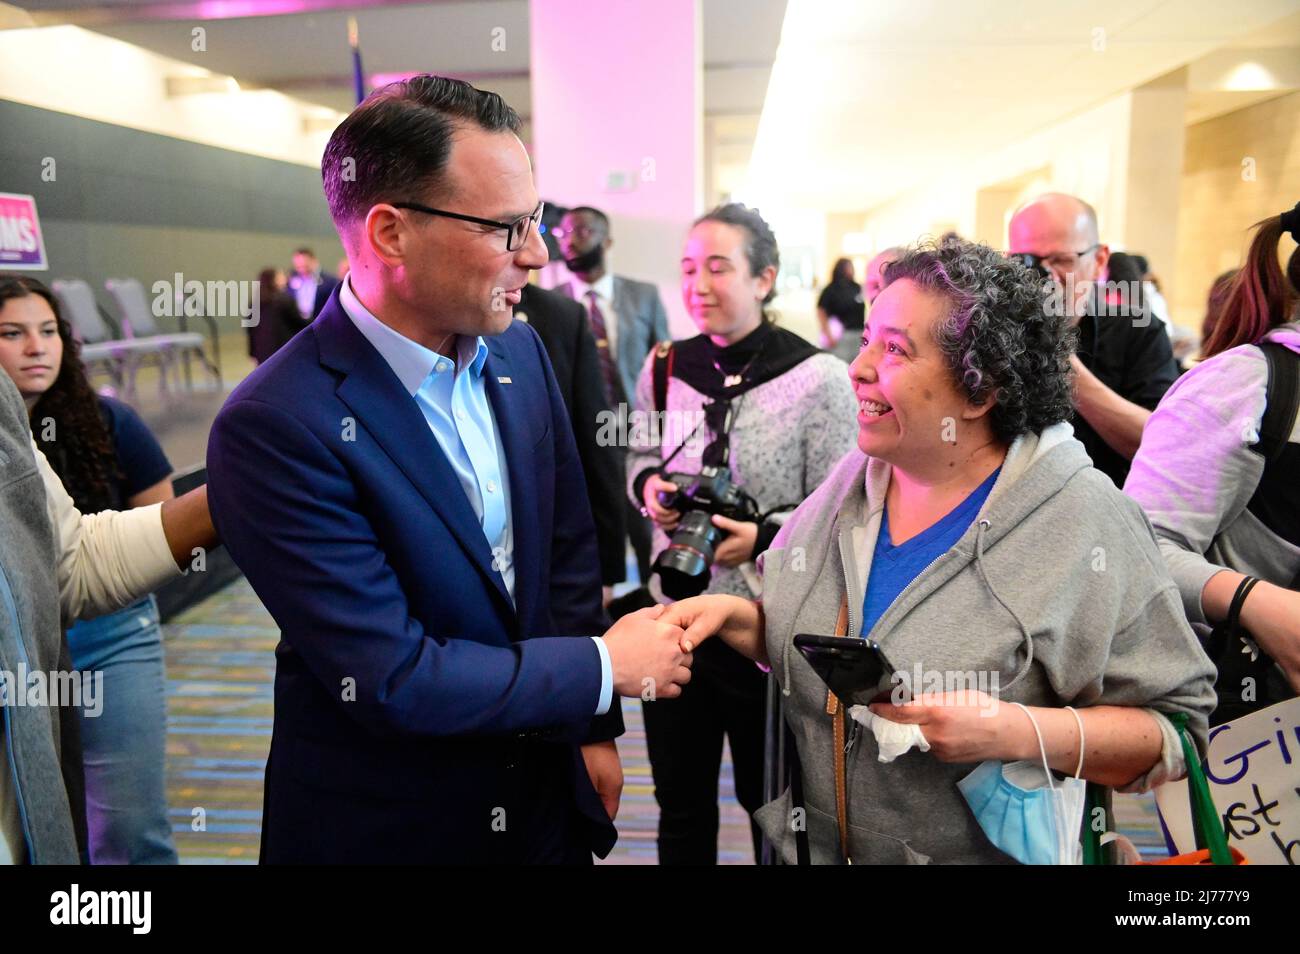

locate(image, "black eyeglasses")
[[1007, 244, 1101, 275], [391, 200, 544, 251]]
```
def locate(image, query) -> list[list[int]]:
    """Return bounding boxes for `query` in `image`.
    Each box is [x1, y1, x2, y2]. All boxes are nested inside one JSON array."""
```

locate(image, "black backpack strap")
[[651, 340, 673, 415], [1253, 341, 1299, 464]]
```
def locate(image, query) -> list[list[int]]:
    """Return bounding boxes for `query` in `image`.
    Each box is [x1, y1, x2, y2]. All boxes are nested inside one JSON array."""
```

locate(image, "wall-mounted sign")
[[0, 193, 48, 271]]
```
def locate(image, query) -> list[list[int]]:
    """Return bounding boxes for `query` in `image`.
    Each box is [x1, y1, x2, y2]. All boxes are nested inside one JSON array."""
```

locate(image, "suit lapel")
[[483, 334, 541, 634], [611, 277, 642, 390], [315, 302, 513, 613]]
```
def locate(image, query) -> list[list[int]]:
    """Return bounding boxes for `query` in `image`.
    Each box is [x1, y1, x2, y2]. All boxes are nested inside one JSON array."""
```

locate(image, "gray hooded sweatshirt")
[[754, 423, 1217, 864], [0, 374, 80, 863], [0, 372, 178, 863]]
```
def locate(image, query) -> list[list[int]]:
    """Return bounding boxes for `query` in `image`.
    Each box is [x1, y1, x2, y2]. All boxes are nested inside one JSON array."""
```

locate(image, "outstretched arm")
[[661, 594, 767, 666]]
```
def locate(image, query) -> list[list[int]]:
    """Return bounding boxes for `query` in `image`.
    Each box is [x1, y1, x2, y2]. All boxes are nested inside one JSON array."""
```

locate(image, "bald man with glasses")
[[1008, 193, 1179, 486]]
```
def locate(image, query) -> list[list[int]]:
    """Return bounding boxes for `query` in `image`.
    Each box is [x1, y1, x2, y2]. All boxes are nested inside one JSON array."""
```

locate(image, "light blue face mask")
[[957, 703, 1087, 865]]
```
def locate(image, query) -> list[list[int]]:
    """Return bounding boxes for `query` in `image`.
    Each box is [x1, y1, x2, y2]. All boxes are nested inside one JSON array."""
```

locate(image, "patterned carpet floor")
[[162, 577, 1167, 864]]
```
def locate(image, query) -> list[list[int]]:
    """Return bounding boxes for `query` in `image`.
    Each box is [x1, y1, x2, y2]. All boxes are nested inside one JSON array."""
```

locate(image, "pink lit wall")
[[529, 0, 702, 337]]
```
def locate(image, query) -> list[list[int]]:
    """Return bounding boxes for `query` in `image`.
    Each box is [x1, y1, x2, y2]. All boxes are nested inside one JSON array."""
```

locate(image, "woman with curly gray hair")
[[661, 238, 1216, 864]]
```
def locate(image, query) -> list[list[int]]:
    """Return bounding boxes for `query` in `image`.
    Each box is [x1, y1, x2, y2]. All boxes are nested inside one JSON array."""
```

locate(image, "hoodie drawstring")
[[973, 518, 1034, 691], [782, 613, 794, 696]]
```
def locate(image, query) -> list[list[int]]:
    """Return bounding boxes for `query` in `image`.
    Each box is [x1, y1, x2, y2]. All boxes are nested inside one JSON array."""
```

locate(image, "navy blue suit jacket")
[[207, 289, 623, 863], [312, 272, 340, 319]]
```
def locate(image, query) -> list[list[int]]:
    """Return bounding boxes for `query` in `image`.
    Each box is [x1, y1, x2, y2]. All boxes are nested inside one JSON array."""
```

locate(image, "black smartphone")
[[792, 633, 909, 707]]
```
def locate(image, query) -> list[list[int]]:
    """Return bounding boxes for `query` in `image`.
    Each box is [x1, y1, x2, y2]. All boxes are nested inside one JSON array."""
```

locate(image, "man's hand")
[[711, 514, 758, 568], [602, 605, 693, 699], [580, 739, 623, 820], [642, 475, 681, 531]]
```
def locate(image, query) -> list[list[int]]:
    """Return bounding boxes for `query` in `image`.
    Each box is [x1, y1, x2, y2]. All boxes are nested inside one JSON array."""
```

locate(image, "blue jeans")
[[65, 595, 177, 864]]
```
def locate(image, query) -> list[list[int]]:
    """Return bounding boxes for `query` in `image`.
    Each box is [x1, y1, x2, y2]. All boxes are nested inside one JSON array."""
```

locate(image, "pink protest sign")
[[0, 193, 48, 270]]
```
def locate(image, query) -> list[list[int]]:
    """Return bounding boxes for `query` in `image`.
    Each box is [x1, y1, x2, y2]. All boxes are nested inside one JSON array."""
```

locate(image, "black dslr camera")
[[652, 465, 760, 600]]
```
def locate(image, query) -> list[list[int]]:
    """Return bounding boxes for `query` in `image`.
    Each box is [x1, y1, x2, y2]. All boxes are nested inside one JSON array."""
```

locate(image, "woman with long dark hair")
[[1125, 204, 1300, 722], [0, 274, 177, 863]]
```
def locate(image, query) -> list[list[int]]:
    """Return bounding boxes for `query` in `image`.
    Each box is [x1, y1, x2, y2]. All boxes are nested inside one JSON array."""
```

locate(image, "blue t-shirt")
[[861, 468, 1000, 637], [98, 395, 172, 509]]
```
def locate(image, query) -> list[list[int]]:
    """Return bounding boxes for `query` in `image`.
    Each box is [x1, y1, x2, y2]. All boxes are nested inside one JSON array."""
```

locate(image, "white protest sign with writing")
[[1155, 696, 1300, 864]]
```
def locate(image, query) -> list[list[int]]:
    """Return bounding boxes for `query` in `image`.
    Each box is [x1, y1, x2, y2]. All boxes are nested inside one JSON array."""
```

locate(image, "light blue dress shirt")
[[291, 270, 319, 320], [339, 278, 612, 716]]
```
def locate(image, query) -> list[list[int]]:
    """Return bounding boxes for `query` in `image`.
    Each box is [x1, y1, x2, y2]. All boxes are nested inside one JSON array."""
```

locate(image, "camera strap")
[[652, 339, 748, 471], [652, 340, 673, 416]]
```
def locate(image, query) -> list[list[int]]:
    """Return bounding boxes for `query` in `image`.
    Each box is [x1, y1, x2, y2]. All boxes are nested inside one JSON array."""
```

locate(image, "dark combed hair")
[[882, 238, 1075, 443], [322, 74, 522, 227], [693, 203, 781, 305], [1201, 209, 1300, 360], [0, 274, 122, 513]]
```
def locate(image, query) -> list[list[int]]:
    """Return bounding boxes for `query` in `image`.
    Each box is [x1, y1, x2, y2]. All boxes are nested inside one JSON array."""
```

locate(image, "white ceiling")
[[5, 0, 785, 117], [747, 0, 1300, 212]]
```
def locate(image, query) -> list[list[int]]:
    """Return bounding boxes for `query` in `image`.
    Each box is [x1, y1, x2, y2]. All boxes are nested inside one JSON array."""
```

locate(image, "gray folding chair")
[[51, 279, 166, 400], [105, 278, 221, 391]]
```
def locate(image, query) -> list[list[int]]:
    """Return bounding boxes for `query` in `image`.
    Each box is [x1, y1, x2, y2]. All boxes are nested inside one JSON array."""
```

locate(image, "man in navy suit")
[[288, 247, 339, 321], [207, 75, 693, 864]]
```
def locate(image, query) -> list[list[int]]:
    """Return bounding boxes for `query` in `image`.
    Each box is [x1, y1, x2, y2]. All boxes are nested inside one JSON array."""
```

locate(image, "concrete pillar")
[[1120, 68, 1188, 302], [529, 0, 703, 335]]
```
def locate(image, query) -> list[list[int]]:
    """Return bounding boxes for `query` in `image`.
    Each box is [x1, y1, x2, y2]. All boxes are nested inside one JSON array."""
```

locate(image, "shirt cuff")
[[591, 636, 614, 716]]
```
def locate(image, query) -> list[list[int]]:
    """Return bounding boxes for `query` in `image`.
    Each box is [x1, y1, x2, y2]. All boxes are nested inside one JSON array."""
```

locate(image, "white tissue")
[[847, 706, 931, 762]]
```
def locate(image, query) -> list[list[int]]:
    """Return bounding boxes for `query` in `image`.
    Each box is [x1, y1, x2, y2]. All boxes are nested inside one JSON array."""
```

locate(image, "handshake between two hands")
[[600, 597, 737, 700]]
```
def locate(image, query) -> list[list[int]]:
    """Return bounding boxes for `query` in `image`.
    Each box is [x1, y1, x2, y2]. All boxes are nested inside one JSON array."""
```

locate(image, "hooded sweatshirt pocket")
[[756, 785, 932, 865]]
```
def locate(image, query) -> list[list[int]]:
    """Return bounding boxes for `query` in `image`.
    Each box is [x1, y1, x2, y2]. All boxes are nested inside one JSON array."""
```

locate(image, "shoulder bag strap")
[[652, 340, 673, 416], [1254, 341, 1299, 465], [825, 594, 851, 863]]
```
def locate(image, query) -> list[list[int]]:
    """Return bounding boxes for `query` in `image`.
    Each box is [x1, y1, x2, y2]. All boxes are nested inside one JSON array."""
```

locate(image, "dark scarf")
[[669, 320, 820, 402], [668, 320, 820, 467]]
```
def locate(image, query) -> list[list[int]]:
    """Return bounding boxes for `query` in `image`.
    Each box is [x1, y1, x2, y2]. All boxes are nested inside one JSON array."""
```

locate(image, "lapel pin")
[[498, 376, 513, 384]]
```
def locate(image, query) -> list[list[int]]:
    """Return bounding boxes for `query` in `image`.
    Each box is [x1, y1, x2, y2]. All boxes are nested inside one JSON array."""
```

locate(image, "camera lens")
[[654, 510, 722, 600]]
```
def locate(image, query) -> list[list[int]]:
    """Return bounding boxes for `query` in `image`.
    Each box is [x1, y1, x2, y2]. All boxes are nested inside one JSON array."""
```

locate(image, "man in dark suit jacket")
[[553, 207, 671, 582], [289, 247, 340, 321], [206, 75, 692, 864], [516, 284, 626, 592]]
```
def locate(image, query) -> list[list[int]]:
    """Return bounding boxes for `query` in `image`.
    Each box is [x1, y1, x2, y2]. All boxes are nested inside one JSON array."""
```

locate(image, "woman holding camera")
[[660, 239, 1216, 864], [626, 203, 857, 864]]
